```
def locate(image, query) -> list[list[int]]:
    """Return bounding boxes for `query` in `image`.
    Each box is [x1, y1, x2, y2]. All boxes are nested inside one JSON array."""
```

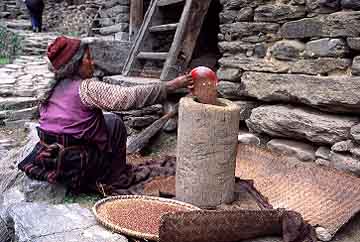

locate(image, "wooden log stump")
[[176, 97, 240, 208]]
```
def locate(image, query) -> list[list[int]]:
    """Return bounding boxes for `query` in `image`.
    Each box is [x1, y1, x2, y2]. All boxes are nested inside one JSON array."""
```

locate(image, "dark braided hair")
[[40, 43, 88, 107]]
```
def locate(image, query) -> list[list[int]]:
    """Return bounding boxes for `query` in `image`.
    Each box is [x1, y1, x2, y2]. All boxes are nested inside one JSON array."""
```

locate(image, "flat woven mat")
[[236, 145, 360, 237], [92, 195, 200, 241]]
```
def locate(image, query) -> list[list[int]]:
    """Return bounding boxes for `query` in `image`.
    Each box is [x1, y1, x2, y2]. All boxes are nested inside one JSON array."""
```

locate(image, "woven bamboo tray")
[[93, 195, 201, 241]]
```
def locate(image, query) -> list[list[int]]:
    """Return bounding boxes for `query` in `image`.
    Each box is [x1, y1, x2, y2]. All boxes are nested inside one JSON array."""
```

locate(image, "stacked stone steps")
[[0, 56, 54, 128], [3, 18, 58, 56], [1, 0, 28, 19], [90, 0, 130, 40]]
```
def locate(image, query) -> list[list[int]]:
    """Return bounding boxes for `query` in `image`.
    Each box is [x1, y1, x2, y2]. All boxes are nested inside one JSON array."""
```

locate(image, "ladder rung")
[[137, 52, 168, 60], [149, 23, 178, 33], [157, 0, 184, 7]]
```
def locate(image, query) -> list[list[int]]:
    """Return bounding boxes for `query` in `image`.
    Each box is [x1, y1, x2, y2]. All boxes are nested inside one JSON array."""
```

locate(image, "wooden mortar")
[[176, 97, 241, 208]]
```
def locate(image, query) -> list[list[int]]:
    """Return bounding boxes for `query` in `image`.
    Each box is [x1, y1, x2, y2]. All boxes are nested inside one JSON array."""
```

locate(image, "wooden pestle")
[[190, 66, 218, 105]]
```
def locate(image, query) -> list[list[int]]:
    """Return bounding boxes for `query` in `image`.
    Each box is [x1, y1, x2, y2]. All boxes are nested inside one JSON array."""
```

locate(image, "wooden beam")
[[130, 0, 144, 39], [160, 0, 212, 81], [149, 23, 178, 33], [137, 52, 168, 60], [157, 0, 184, 7]]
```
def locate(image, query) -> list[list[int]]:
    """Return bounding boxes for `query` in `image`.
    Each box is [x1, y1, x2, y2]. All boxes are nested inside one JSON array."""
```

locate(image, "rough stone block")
[[254, 4, 306, 23], [98, 17, 114, 27], [0, 107, 38, 122], [20, 177, 66, 204], [267, 139, 316, 162], [220, 22, 279, 42], [99, 23, 129, 35], [341, 0, 360, 9], [124, 115, 159, 128], [347, 37, 360, 50], [218, 41, 268, 58], [0, 97, 37, 111], [306, 0, 340, 13], [315, 146, 331, 160], [106, 5, 130, 17], [246, 105, 359, 145], [221, 0, 265, 10], [352, 56, 360, 76], [114, 104, 163, 117], [115, 13, 130, 24], [220, 10, 239, 24], [219, 56, 350, 75], [329, 151, 360, 176], [305, 38, 349, 58], [233, 100, 261, 120], [281, 11, 360, 38], [238, 132, 261, 146], [217, 67, 242, 82], [114, 32, 129, 41], [217, 81, 244, 99], [241, 72, 360, 114], [89, 40, 131, 75], [331, 140, 353, 152], [6, 203, 128, 242], [103, 0, 130, 8], [351, 124, 360, 142], [270, 40, 305, 61]]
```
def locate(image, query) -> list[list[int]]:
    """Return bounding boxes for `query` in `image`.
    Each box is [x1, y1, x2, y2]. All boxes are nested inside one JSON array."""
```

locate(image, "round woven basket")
[[92, 195, 201, 241]]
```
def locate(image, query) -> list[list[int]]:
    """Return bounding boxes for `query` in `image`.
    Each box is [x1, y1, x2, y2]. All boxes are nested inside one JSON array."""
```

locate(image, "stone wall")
[[93, 0, 130, 40], [217, 0, 360, 175], [43, 0, 102, 36], [0, 25, 22, 61]]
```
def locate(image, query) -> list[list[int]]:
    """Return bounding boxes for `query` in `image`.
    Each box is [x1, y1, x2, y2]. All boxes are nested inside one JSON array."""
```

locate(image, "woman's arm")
[[79, 75, 192, 111]]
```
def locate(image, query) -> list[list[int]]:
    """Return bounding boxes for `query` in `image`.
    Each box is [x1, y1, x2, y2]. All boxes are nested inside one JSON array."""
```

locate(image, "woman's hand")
[[165, 74, 194, 93]]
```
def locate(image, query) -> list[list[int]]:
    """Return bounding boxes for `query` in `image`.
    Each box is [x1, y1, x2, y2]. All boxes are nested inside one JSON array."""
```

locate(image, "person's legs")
[[29, 13, 36, 31], [103, 113, 128, 183], [38, 13, 43, 32], [31, 13, 43, 32]]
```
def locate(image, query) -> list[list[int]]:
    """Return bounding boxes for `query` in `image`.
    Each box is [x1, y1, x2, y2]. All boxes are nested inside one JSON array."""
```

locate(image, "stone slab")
[[241, 72, 360, 114], [347, 37, 360, 50], [246, 105, 359, 145], [7, 203, 128, 242], [281, 11, 360, 38], [89, 40, 131, 75], [20, 177, 66, 204], [267, 139, 316, 162], [219, 56, 350, 75], [254, 4, 306, 23]]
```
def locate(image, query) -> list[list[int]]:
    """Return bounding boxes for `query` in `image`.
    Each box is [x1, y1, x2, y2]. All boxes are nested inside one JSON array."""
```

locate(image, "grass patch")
[[64, 193, 102, 208], [0, 57, 10, 65]]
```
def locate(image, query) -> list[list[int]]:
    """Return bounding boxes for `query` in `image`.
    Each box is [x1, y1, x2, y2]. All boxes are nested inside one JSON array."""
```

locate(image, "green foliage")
[[63, 193, 101, 207], [0, 57, 10, 65], [0, 25, 23, 61]]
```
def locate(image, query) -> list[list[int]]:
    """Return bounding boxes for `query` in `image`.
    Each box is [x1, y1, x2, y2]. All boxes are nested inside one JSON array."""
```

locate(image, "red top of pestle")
[[190, 66, 218, 84]]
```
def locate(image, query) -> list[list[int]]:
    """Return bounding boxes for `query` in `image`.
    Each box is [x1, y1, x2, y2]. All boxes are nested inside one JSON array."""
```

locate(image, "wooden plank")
[[160, 0, 212, 81], [149, 23, 178, 33], [122, 0, 159, 76], [127, 105, 179, 154], [130, 0, 144, 39], [137, 52, 168, 60], [157, 0, 184, 7]]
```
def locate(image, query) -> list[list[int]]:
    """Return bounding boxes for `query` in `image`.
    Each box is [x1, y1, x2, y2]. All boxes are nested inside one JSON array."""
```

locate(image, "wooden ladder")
[[122, 0, 212, 81]]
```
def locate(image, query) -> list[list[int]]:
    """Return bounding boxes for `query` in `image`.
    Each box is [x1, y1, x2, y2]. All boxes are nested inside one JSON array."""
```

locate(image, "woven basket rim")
[[92, 195, 201, 241]]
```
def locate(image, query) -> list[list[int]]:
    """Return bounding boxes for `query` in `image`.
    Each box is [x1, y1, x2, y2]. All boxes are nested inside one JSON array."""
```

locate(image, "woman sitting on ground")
[[18, 36, 193, 195]]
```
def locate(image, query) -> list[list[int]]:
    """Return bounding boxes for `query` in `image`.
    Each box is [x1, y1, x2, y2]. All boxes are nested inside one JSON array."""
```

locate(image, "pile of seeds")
[[143, 176, 175, 197], [97, 198, 194, 237]]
